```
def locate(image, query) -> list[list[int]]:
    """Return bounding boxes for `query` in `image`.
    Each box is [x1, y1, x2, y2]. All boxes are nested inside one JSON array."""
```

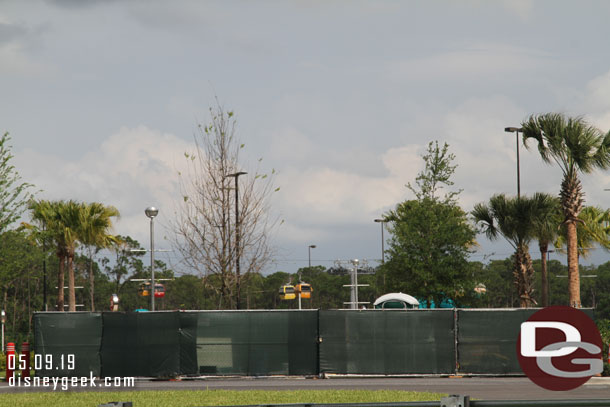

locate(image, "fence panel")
[[193, 310, 318, 376], [33, 312, 102, 377], [101, 311, 181, 377], [319, 310, 455, 374]]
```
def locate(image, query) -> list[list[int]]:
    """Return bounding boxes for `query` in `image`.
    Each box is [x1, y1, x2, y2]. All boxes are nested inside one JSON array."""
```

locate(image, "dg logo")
[[517, 306, 604, 391]]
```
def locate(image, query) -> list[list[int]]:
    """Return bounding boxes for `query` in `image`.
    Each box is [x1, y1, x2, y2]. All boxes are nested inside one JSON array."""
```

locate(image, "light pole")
[[1, 310, 5, 352], [504, 127, 523, 198], [300, 244, 316, 310], [43, 222, 47, 311], [145, 206, 159, 311], [374, 218, 386, 291], [308, 244, 316, 268], [226, 171, 247, 309]]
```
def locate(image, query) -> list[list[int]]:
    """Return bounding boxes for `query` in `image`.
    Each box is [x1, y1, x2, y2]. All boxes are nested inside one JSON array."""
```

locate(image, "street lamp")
[[504, 127, 523, 198], [374, 218, 386, 291], [299, 244, 317, 311], [226, 171, 247, 309], [308, 245, 316, 268], [373, 219, 385, 264], [145, 206, 159, 311]]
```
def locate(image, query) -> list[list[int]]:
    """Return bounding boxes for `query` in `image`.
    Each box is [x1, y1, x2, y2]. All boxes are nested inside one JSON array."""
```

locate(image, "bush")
[[597, 319, 610, 376]]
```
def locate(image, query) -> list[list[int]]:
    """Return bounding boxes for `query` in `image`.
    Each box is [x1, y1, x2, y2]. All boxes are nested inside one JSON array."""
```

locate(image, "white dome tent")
[[373, 292, 420, 309]]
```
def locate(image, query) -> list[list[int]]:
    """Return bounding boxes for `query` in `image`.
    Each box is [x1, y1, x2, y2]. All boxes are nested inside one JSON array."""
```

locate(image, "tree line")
[[3, 111, 610, 345]]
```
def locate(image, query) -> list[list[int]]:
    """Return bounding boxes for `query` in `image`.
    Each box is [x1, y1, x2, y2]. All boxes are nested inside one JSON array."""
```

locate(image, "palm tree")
[[472, 193, 557, 307], [555, 206, 610, 258], [78, 202, 120, 311], [28, 200, 70, 310], [56, 200, 82, 312], [522, 113, 610, 307], [531, 195, 562, 307]]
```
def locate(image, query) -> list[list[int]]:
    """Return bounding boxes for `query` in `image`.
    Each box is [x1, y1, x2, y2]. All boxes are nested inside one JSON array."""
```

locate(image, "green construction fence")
[[318, 309, 455, 374], [32, 308, 597, 377]]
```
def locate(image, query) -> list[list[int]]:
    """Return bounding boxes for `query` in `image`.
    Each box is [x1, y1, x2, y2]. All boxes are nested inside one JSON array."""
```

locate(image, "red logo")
[[517, 306, 603, 391]]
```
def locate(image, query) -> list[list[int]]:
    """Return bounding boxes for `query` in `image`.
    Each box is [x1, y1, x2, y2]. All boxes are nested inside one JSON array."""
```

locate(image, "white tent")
[[373, 292, 420, 308]]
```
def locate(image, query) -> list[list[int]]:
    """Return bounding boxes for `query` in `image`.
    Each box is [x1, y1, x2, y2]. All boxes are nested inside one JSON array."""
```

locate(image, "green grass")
[[0, 389, 446, 407]]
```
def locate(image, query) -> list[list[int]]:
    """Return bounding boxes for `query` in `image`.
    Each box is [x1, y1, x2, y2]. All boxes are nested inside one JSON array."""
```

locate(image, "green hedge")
[[597, 319, 610, 376]]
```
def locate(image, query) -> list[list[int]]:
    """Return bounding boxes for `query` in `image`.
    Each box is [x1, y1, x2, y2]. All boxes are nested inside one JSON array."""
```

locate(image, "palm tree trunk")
[[539, 242, 549, 307], [514, 244, 534, 308], [68, 253, 76, 312], [566, 221, 581, 307], [57, 253, 65, 311]]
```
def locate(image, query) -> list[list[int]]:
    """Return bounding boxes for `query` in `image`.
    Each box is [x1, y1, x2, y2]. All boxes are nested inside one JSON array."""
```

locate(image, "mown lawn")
[[0, 389, 446, 407]]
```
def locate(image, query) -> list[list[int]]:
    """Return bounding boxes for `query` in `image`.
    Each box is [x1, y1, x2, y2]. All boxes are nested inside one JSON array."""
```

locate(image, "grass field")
[[0, 389, 446, 407]]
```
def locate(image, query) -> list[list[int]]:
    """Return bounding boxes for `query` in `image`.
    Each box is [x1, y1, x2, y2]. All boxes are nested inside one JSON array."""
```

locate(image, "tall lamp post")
[[308, 244, 316, 268], [42, 222, 47, 311], [300, 244, 316, 310], [226, 171, 247, 309], [504, 127, 523, 198], [145, 206, 159, 311], [374, 218, 386, 291]]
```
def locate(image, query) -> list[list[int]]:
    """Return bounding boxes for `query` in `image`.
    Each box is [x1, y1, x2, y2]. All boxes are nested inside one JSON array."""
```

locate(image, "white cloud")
[[15, 125, 192, 246]]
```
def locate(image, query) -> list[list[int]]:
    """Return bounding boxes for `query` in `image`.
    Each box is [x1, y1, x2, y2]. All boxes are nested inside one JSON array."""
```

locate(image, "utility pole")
[[226, 171, 247, 309]]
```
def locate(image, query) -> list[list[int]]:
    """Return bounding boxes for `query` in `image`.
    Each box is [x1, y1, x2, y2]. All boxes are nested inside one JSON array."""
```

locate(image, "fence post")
[[5, 342, 15, 382], [441, 395, 470, 407], [453, 309, 459, 375], [21, 342, 30, 377]]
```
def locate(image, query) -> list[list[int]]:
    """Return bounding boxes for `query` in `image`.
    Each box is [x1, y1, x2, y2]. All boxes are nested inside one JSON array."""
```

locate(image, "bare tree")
[[170, 105, 278, 309]]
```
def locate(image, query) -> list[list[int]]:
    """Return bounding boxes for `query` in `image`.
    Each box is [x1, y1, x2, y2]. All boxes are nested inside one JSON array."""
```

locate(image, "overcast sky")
[[3, 0, 610, 275]]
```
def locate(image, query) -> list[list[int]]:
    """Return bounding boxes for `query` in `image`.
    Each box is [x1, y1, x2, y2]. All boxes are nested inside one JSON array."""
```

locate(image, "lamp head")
[[145, 206, 159, 218], [504, 127, 523, 133], [1, 310, 5, 323], [309, 245, 316, 249]]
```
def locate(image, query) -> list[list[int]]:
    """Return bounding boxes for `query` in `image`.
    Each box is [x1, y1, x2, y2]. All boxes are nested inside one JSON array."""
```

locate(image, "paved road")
[[1, 376, 610, 400]]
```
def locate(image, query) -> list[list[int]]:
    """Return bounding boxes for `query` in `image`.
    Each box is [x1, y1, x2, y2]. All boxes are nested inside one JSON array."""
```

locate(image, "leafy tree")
[[407, 141, 461, 202], [104, 235, 145, 292], [522, 113, 610, 307], [383, 141, 475, 307], [0, 132, 35, 232], [597, 262, 610, 319], [0, 230, 44, 341], [472, 193, 557, 307]]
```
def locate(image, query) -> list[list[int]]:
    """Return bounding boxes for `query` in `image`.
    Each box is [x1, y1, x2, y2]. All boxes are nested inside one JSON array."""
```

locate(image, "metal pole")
[[150, 215, 155, 312], [234, 175, 241, 310], [349, 265, 356, 309], [1, 310, 5, 352], [505, 127, 522, 198], [354, 260, 359, 309], [43, 226, 47, 311], [374, 219, 386, 291], [516, 130, 521, 199], [308, 246, 312, 268]]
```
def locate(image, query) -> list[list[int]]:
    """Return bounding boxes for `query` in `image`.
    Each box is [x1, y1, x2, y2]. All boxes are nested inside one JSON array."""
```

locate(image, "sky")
[[3, 0, 610, 275]]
